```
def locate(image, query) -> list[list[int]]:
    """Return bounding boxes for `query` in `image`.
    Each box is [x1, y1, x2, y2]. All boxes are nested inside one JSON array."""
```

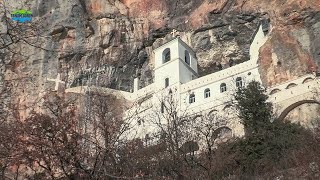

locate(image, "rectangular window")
[[236, 81, 242, 87], [165, 78, 169, 88], [189, 94, 195, 104], [220, 86, 227, 93], [145, 134, 150, 146], [205, 91, 210, 98], [161, 102, 165, 113]]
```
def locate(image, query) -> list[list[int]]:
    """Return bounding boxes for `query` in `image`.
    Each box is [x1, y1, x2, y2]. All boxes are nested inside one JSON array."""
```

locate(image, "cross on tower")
[[171, 29, 178, 37], [46, 73, 65, 91]]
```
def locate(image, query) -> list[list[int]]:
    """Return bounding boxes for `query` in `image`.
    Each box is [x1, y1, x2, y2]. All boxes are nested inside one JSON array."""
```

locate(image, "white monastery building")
[[124, 24, 267, 141], [66, 21, 320, 145]]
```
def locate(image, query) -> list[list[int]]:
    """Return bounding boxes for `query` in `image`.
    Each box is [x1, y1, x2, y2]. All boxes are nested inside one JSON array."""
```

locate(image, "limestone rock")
[[2, 0, 320, 115]]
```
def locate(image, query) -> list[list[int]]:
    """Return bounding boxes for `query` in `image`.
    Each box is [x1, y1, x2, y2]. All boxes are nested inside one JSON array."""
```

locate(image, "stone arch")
[[285, 83, 297, 89], [269, 88, 281, 95], [208, 109, 218, 115], [223, 104, 233, 111], [213, 126, 233, 143], [193, 114, 203, 121], [223, 104, 234, 116], [277, 100, 320, 121], [207, 109, 218, 121], [302, 77, 314, 84]]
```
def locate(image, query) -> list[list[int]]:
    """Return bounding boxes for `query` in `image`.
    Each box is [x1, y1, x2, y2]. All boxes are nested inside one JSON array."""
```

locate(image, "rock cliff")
[[1, 0, 320, 115]]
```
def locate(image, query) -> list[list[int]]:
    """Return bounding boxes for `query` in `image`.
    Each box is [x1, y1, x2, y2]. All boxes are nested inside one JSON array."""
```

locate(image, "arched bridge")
[[268, 75, 320, 122], [277, 100, 320, 121]]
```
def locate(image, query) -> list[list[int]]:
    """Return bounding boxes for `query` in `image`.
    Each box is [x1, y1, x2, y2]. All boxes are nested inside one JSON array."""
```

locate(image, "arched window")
[[189, 93, 195, 104], [302, 77, 314, 84], [236, 77, 243, 88], [185, 50, 190, 65], [229, 59, 234, 67], [286, 83, 297, 89], [208, 109, 217, 116], [214, 127, 232, 144], [223, 104, 233, 111], [165, 78, 169, 88], [223, 104, 233, 115], [269, 89, 281, 95], [220, 83, 227, 93], [204, 88, 210, 98], [193, 115, 202, 121], [162, 48, 171, 63]]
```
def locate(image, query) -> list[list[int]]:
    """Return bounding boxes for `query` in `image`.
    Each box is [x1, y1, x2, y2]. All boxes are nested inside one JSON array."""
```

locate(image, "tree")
[[16, 112, 82, 179], [0, 118, 19, 179], [125, 89, 195, 178], [80, 92, 134, 178], [191, 113, 232, 178], [13, 93, 85, 179], [149, 90, 190, 178], [231, 81, 318, 177], [234, 81, 273, 137]]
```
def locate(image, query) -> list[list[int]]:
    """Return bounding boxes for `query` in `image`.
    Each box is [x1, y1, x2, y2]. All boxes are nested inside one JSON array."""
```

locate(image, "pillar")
[[134, 78, 139, 92]]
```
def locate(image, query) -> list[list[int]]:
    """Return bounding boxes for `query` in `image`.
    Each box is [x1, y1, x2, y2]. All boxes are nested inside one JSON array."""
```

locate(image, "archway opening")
[[302, 77, 314, 84], [285, 83, 297, 89], [277, 100, 320, 121], [213, 126, 232, 144], [269, 88, 281, 95]]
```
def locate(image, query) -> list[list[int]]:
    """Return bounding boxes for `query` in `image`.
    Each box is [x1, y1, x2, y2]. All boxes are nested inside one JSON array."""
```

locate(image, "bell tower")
[[153, 37, 198, 90]]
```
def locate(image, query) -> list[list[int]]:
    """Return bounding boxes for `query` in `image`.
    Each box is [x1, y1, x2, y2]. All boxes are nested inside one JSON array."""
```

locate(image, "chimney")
[[134, 77, 140, 92]]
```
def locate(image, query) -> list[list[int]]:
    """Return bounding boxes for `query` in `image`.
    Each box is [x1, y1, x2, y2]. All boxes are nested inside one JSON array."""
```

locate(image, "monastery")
[[66, 21, 320, 145]]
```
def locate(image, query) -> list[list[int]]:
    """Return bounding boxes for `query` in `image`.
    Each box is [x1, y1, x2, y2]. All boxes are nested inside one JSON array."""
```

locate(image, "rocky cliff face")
[[2, 0, 320, 115]]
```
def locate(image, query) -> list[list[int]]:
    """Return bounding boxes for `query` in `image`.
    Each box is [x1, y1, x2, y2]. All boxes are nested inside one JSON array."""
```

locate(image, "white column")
[[134, 78, 139, 92]]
